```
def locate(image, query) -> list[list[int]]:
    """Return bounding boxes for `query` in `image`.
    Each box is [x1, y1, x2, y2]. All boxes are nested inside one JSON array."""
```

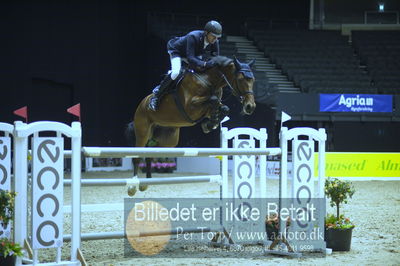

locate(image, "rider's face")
[[206, 32, 219, 44]]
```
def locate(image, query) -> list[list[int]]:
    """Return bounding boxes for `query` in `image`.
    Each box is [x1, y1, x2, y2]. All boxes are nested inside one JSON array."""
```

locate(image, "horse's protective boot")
[[219, 105, 230, 120], [201, 119, 215, 134], [148, 74, 174, 111]]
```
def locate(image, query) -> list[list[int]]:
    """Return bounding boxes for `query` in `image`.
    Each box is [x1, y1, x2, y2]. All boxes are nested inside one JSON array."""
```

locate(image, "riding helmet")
[[204, 20, 222, 38]]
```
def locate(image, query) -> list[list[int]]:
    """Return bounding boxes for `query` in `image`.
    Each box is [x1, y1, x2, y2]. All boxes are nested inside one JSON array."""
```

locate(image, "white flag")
[[221, 116, 230, 124], [281, 111, 291, 123]]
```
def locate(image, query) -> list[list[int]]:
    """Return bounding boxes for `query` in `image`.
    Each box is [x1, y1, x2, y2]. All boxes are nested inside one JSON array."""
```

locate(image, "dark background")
[[0, 0, 307, 147], [1, 0, 399, 150]]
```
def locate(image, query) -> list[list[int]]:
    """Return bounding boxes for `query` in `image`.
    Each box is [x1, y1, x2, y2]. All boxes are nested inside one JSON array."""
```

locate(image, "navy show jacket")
[[167, 30, 220, 68]]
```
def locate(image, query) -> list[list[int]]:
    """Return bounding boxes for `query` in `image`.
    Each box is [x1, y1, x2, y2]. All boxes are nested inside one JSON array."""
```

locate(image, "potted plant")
[[324, 177, 355, 251], [0, 238, 23, 265], [0, 189, 23, 265], [0, 189, 16, 228]]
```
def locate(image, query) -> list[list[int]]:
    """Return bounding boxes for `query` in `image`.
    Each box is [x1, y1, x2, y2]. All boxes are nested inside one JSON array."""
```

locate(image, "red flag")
[[67, 103, 81, 121], [13, 106, 28, 122]]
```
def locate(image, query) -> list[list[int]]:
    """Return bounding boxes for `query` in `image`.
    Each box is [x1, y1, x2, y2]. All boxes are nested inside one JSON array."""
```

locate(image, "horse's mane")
[[209, 56, 233, 67]]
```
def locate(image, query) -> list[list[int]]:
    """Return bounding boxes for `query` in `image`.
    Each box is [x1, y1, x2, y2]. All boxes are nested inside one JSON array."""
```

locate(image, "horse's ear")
[[233, 55, 241, 70], [248, 59, 255, 68]]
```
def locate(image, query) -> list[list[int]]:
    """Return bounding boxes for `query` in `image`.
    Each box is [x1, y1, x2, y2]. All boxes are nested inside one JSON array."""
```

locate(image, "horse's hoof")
[[212, 124, 219, 130], [201, 122, 211, 134], [127, 186, 137, 197], [219, 105, 230, 116], [209, 95, 219, 105], [139, 184, 148, 192]]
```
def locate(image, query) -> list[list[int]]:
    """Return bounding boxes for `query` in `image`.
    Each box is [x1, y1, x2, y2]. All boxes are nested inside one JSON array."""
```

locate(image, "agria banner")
[[320, 94, 392, 112]]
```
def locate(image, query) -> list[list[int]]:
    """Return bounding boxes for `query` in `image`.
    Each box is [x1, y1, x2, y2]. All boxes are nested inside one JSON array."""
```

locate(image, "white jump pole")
[[82, 146, 281, 158], [64, 227, 212, 242], [64, 175, 221, 186], [70, 122, 82, 263], [13, 122, 29, 266]]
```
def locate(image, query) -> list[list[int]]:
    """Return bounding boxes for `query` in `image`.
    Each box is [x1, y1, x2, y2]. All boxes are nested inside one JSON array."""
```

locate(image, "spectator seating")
[[351, 30, 400, 94], [248, 29, 377, 94]]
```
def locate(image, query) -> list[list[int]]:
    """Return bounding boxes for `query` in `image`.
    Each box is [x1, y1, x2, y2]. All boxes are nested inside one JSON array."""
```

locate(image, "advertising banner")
[[262, 153, 399, 178], [315, 153, 400, 177], [320, 94, 392, 112]]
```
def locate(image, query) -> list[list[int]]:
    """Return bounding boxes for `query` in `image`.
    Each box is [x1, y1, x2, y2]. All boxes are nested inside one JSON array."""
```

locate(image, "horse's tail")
[[124, 121, 136, 147]]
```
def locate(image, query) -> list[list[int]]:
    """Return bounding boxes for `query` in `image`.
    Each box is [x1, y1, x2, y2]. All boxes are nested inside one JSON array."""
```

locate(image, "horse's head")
[[206, 55, 256, 115], [229, 56, 256, 115]]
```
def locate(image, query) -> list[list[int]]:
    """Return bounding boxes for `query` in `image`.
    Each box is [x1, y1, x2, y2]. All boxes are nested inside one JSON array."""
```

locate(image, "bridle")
[[190, 61, 255, 103], [218, 67, 254, 103]]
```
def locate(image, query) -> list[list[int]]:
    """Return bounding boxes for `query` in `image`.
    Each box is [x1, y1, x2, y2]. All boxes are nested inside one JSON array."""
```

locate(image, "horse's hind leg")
[[154, 127, 180, 148], [132, 158, 139, 176], [129, 158, 151, 195], [128, 113, 153, 195], [128, 157, 140, 196], [129, 123, 151, 177], [138, 157, 152, 192], [138, 127, 179, 192], [145, 158, 152, 178]]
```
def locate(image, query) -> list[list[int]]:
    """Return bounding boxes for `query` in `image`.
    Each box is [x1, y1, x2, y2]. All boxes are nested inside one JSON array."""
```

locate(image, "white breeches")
[[170, 56, 181, 80]]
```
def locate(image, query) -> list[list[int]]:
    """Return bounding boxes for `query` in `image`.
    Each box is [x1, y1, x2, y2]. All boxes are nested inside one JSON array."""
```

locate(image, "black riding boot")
[[148, 74, 174, 111]]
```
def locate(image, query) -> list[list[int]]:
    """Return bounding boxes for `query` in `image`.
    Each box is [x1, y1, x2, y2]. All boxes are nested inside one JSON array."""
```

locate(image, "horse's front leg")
[[192, 93, 223, 107], [218, 104, 230, 121], [191, 95, 210, 105], [128, 112, 153, 195], [201, 103, 230, 133], [191, 94, 226, 133]]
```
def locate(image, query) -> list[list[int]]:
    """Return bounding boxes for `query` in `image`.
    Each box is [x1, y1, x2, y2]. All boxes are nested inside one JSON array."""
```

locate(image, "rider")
[[148, 20, 223, 111]]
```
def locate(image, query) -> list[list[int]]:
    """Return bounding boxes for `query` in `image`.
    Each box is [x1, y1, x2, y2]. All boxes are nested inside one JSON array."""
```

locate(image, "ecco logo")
[[0, 137, 11, 237], [33, 138, 62, 247], [235, 139, 255, 221], [294, 140, 313, 229]]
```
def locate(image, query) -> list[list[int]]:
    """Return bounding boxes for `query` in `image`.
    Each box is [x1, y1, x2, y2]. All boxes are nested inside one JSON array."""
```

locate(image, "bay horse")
[[126, 55, 256, 194]]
